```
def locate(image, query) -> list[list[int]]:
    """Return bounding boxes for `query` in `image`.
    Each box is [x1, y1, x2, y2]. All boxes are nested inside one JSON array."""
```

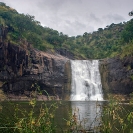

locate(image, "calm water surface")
[[1, 101, 132, 132], [1, 101, 103, 131], [55, 101, 103, 131]]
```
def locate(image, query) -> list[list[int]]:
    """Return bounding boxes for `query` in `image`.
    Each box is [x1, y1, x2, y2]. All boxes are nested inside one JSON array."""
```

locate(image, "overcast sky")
[[1, 0, 133, 36]]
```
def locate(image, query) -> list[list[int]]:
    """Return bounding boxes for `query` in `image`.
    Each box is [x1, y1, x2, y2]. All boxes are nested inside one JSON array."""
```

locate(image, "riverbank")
[[0, 90, 61, 101]]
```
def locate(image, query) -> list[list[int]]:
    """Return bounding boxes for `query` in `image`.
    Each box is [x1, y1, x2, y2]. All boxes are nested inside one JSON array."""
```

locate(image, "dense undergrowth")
[[0, 2, 133, 59]]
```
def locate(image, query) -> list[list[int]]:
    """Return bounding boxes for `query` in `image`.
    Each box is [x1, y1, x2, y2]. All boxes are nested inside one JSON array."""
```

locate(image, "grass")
[[0, 90, 6, 101], [0, 99, 59, 133], [99, 95, 133, 133], [0, 90, 133, 132]]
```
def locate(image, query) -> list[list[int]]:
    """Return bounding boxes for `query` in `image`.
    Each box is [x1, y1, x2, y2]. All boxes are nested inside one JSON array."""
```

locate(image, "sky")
[[1, 0, 133, 36]]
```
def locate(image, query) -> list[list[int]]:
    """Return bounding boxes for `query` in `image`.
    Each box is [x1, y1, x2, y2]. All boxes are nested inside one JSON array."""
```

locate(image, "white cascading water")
[[70, 60, 103, 101]]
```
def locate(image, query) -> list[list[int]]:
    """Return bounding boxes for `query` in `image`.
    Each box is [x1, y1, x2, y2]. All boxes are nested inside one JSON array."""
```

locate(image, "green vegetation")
[[0, 84, 133, 133], [1, 95, 133, 132], [1, 2, 133, 59], [0, 100, 59, 133], [99, 95, 133, 133], [0, 90, 6, 101], [130, 75, 133, 81]]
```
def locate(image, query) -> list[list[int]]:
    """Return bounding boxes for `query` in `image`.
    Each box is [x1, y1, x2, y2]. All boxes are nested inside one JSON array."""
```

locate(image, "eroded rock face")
[[1, 25, 133, 100], [100, 56, 133, 97], [0, 27, 71, 99]]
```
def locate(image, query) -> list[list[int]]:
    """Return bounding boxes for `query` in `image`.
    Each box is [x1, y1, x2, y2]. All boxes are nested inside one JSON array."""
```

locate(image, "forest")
[[0, 2, 133, 59]]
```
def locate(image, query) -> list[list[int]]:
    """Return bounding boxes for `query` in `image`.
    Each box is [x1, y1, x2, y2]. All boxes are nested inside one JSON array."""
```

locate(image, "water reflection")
[[1, 101, 103, 132], [71, 101, 103, 130]]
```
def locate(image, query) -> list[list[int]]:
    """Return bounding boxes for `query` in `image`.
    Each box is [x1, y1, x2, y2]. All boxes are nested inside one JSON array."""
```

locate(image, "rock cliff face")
[[0, 26, 71, 100], [100, 56, 133, 98], [1, 26, 133, 100]]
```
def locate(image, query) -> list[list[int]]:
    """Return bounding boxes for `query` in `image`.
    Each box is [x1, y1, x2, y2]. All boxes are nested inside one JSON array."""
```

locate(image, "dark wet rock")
[[0, 26, 71, 99], [100, 56, 133, 97]]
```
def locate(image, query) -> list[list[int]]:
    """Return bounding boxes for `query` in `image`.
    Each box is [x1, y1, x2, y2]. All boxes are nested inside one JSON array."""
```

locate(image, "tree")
[[121, 19, 133, 43], [0, 2, 6, 6], [129, 10, 133, 16]]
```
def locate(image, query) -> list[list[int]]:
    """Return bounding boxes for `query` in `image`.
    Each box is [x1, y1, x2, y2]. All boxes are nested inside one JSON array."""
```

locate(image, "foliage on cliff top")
[[0, 2, 133, 59]]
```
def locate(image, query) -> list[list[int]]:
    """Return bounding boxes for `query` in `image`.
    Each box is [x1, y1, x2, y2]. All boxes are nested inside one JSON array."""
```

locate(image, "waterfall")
[[70, 60, 103, 101]]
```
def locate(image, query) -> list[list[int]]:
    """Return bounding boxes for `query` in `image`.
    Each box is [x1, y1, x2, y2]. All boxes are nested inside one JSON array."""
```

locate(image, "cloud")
[[1, 0, 133, 36], [103, 14, 125, 23], [89, 13, 101, 22]]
